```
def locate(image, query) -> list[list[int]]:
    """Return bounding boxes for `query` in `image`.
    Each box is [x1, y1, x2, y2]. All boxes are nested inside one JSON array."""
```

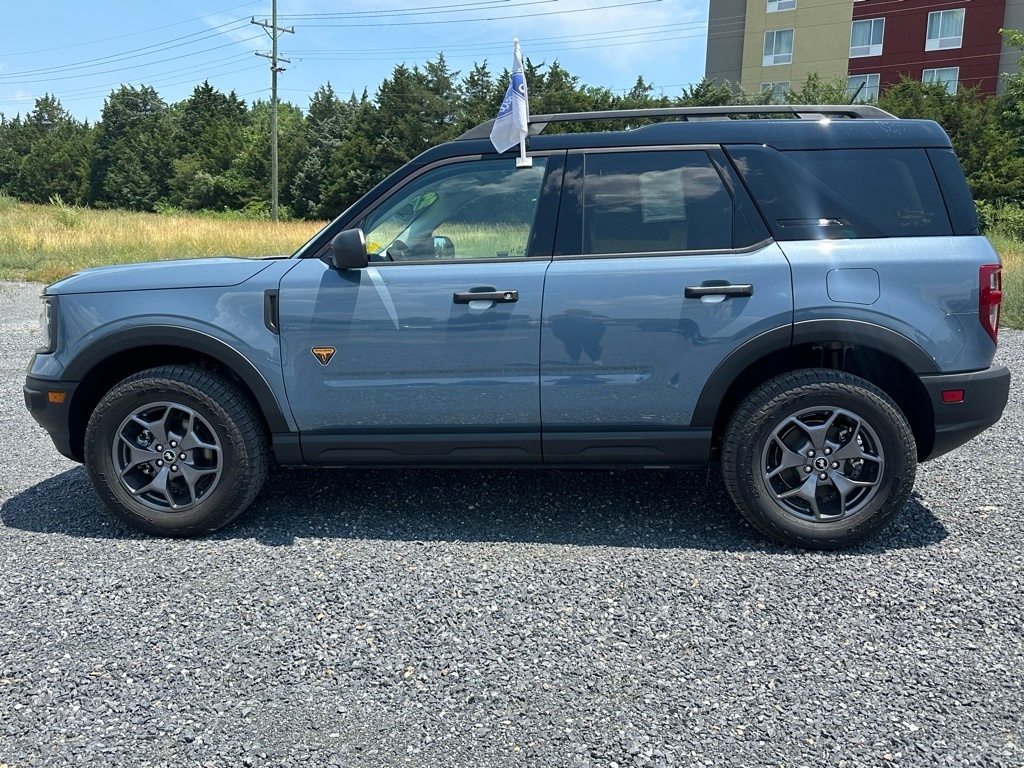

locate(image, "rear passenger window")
[[727, 146, 953, 240], [583, 151, 734, 254]]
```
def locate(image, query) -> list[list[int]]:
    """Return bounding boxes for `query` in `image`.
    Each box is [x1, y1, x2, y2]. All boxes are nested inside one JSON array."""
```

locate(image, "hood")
[[46, 257, 278, 295]]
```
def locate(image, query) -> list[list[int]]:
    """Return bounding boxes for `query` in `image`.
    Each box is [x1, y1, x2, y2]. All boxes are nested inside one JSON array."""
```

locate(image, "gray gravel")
[[1, 279, 1021, 767]]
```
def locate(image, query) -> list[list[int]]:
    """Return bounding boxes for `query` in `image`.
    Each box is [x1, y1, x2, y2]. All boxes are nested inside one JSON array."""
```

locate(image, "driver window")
[[362, 158, 548, 262]]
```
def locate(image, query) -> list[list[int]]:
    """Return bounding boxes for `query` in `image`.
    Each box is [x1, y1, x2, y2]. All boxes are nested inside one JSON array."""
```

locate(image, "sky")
[[0, 0, 710, 123]]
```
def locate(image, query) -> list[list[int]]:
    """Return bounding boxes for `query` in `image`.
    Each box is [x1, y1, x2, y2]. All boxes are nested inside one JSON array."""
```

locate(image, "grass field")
[[0, 199, 323, 284], [0, 198, 1021, 329]]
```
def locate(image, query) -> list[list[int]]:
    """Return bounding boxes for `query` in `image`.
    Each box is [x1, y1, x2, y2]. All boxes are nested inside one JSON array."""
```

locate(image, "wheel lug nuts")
[[170, 441, 177, 448], [832, 461, 839, 469], [171, 465, 178, 472], [804, 466, 812, 473], [824, 448, 832, 455], [806, 450, 815, 457], [180, 453, 187, 460], [819, 472, 828, 480], [156, 460, 164, 467], [156, 445, 163, 451]]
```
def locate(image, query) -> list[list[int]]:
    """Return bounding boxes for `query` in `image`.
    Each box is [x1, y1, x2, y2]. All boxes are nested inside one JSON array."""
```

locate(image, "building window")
[[923, 67, 959, 94], [763, 29, 794, 66], [926, 9, 965, 51], [761, 81, 790, 101], [767, 0, 796, 11], [850, 18, 884, 57], [847, 73, 880, 102]]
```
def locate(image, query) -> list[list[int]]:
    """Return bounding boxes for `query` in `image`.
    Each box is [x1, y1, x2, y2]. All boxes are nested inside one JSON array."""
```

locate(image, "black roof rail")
[[456, 104, 898, 141]]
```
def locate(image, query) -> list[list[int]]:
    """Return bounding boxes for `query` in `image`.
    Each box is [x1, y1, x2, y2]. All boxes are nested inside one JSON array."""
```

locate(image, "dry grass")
[[0, 201, 324, 284], [987, 235, 1024, 330]]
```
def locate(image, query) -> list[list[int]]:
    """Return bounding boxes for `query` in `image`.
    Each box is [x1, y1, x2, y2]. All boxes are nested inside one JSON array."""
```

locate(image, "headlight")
[[38, 296, 56, 354]]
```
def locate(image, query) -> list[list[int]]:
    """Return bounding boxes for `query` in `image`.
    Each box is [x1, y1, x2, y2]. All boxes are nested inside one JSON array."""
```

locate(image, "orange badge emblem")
[[311, 347, 336, 366]]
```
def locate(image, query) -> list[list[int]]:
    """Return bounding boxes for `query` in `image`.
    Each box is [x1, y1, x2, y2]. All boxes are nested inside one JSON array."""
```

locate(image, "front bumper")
[[920, 365, 1011, 461], [24, 376, 80, 462]]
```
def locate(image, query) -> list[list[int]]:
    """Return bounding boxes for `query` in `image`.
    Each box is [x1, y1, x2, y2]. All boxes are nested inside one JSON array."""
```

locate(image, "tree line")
[[3, 52, 1024, 222]]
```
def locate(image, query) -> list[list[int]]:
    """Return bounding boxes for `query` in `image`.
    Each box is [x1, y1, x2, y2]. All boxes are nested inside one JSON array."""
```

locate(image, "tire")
[[721, 369, 916, 550], [84, 365, 269, 537]]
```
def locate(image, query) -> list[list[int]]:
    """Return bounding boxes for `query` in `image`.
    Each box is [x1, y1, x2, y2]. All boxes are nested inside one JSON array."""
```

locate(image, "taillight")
[[979, 264, 1002, 344]]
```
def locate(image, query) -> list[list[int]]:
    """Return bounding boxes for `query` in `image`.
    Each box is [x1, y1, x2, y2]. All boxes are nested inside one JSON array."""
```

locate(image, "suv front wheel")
[[722, 369, 917, 549], [84, 365, 268, 536]]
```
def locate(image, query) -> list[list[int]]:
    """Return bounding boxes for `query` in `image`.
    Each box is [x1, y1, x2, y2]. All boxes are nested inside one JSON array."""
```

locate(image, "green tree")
[[167, 82, 250, 210], [785, 74, 850, 105], [226, 99, 306, 215], [319, 99, 387, 217], [290, 83, 354, 219], [879, 78, 1024, 204], [3, 95, 92, 204], [89, 85, 173, 210], [459, 62, 500, 132]]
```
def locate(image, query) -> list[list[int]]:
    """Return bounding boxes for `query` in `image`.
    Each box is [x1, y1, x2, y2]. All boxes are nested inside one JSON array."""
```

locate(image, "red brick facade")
[[848, 0, 1008, 94]]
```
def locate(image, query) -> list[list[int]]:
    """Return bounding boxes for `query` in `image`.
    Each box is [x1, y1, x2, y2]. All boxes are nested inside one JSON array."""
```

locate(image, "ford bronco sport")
[[24, 105, 1011, 548]]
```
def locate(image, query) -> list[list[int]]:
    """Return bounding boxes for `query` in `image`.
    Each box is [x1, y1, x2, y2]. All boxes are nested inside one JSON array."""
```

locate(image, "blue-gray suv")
[[24, 105, 1011, 548]]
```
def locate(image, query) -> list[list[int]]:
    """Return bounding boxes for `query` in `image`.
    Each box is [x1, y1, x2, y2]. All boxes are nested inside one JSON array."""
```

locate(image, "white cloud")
[[202, 11, 270, 52]]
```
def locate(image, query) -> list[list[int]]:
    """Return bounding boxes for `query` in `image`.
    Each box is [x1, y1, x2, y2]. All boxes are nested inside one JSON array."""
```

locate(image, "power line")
[[279, 0, 555, 20], [0, 21, 253, 80], [286, 19, 712, 57], [57, 64, 267, 104], [306, 0, 664, 27], [0, 35, 265, 85], [252, 0, 294, 222], [2, 1, 264, 57], [278, 0, 525, 18], [39, 55, 261, 100]]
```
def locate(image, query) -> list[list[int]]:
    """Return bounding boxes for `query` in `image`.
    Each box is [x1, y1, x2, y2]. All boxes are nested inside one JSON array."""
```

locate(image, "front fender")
[[60, 325, 291, 433]]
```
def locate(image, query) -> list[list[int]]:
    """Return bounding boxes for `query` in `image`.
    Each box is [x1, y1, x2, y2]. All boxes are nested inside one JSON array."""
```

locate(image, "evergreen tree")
[[5, 95, 92, 204], [459, 62, 500, 133], [89, 85, 173, 210], [168, 81, 249, 210], [290, 83, 352, 219]]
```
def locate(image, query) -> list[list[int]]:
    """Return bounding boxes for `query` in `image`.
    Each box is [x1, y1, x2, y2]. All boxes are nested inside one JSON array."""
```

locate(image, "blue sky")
[[0, 0, 710, 122]]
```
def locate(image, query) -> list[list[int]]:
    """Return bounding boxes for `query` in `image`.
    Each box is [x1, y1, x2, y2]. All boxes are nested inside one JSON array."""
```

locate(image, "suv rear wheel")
[[84, 365, 268, 536], [722, 369, 916, 549]]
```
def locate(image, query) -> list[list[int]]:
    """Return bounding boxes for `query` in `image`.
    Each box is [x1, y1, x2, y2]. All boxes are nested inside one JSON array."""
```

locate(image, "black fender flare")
[[62, 326, 291, 433], [690, 320, 939, 428]]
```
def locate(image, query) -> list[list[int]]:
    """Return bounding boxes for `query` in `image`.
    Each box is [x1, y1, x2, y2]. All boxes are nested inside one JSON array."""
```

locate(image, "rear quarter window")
[[726, 146, 953, 240]]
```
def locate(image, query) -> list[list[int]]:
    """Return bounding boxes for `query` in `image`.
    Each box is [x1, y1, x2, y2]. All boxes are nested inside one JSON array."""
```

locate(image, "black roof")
[[413, 105, 952, 165]]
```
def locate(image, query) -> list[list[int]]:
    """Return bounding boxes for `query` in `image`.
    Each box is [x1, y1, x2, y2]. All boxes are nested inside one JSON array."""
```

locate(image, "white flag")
[[489, 39, 530, 154]]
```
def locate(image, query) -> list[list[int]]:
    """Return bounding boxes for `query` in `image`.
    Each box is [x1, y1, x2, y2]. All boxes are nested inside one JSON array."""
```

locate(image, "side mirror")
[[321, 228, 368, 270], [433, 235, 455, 259]]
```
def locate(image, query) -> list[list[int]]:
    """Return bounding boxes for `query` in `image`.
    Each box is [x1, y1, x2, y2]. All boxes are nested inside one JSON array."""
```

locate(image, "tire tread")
[[721, 369, 916, 549], [84, 365, 268, 536]]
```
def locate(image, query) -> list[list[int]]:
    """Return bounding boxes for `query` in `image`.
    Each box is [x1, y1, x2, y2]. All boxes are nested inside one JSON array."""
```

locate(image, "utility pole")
[[252, 0, 293, 222]]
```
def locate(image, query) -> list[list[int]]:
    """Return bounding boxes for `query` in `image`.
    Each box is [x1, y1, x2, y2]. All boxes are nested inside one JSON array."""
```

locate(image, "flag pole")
[[517, 134, 531, 168], [514, 39, 532, 168]]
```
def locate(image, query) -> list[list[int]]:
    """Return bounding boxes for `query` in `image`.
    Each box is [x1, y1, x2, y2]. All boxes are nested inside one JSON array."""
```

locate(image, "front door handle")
[[453, 289, 519, 304], [684, 283, 753, 299]]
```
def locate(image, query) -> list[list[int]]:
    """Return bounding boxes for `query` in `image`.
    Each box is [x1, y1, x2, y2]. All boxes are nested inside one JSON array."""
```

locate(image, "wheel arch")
[[693, 321, 938, 462], [63, 327, 289, 462]]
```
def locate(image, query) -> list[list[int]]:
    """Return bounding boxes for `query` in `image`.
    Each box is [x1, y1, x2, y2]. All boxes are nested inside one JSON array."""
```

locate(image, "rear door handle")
[[684, 284, 753, 298], [453, 290, 519, 303]]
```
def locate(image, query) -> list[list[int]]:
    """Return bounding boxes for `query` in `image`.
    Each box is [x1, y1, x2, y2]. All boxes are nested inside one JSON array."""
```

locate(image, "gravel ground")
[[0, 279, 1021, 767]]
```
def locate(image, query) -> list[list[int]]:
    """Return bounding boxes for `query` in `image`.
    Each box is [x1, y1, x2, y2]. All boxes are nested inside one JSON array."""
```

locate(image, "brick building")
[[705, 0, 1024, 100]]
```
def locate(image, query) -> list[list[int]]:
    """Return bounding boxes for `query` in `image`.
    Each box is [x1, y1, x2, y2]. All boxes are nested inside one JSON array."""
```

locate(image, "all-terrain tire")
[[721, 369, 916, 549], [84, 365, 268, 536]]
